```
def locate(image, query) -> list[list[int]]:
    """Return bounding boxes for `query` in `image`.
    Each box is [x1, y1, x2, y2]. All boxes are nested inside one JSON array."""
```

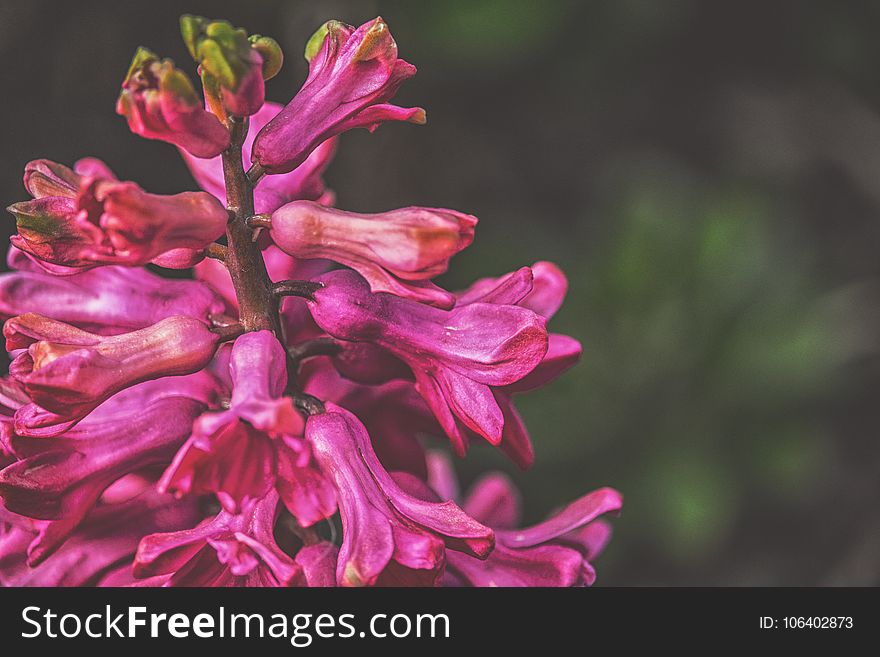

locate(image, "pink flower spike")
[[307, 270, 548, 454], [6, 314, 220, 436], [306, 404, 494, 587], [270, 201, 476, 307], [7, 159, 229, 271], [116, 47, 230, 158], [252, 18, 425, 174]]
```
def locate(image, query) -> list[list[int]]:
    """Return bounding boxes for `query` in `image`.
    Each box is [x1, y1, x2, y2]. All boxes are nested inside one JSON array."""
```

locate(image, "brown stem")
[[272, 280, 323, 300], [221, 117, 278, 333], [246, 214, 272, 229], [205, 242, 228, 262], [246, 162, 265, 186]]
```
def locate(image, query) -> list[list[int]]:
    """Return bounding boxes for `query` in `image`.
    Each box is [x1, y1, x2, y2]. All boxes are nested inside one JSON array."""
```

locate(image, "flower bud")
[[5, 314, 220, 435], [116, 47, 230, 158], [270, 201, 476, 307], [252, 17, 425, 174], [7, 159, 228, 271], [180, 15, 273, 117]]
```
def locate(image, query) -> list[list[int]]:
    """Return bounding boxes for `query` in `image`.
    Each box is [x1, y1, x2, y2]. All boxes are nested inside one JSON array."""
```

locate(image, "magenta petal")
[[252, 18, 424, 174], [6, 314, 219, 434], [306, 405, 493, 586], [462, 473, 522, 530], [447, 542, 584, 587], [270, 201, 475, 306], [504, 333, 582, 394], [1, 489, 199, 587], [8, 160, 228, 270], [0, 261, 224, 332], [116, 49, 230, 158], [456, 267, 535, 307], [135, 492, 303, 587], [499, 487, 623, 549], [520, 261, 568, 319], [295, 542, 339, 587]]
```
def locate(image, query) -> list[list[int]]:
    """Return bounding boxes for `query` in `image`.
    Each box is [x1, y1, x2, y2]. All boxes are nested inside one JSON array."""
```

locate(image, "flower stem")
[[221, 117, 279, 333], [272, 279, 323, 300], [205, 242, 228, 262]]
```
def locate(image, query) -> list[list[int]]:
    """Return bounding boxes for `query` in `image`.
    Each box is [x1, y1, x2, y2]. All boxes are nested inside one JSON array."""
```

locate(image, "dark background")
[[2, 0, 879, 585]]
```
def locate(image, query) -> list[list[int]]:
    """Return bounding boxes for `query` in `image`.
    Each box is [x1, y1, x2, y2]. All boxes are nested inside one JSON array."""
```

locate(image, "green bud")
[[123, 46, 159, 85], [179, 14, 255, 91], [249, 34, 284, 80]]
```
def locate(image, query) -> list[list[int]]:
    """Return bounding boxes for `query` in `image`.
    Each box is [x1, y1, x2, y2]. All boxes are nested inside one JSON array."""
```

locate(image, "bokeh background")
[[2, 0, 879, 585]]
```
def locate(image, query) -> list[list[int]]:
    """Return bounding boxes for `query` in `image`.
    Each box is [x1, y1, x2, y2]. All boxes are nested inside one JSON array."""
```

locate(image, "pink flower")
[[251, 18, 425, 174], [181, 102, 337, 214], [0, 248, 224, 332], [422, 456, 622, 587], [306, 269, 548, 455], [0, 488, 199, 587], [455, 262, 582, 467], [0, 374, 217, 564], [302, 359, 431, 478], [133, 491, 304, 586], [7, 159, 228, 271], [305, 404, 494, 586], [6, 314, 220, 436], [116, 47, 230, 158], [160, 331, 335, 524], [269, 201, 476, 307]]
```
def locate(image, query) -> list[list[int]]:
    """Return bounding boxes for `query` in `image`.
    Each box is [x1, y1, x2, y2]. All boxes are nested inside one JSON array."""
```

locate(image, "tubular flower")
[[0, 14, 621, 588], [116, 47, 230, 157], [455, 261, 583, 468], [160, 331, 336, 525], [133, 491, 305, 587], [7, 159, 228, 271], [306, 269, 548, 455], [0, 248, 224, 332], [251, 17, 425, 174], [302, 358, 431, 478], [269, 201, 476, 307], [305, 404, 494, 586], [5, 314, 220, 436], [420, 455, 621, 587]]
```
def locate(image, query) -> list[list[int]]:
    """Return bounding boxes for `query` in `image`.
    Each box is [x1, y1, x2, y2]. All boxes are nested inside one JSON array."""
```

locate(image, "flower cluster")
[[1, 15, 621, 587]]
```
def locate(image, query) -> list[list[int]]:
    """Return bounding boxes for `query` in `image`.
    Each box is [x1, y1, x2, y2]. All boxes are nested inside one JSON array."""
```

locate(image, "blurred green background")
[[2, 0, 879, 584]]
